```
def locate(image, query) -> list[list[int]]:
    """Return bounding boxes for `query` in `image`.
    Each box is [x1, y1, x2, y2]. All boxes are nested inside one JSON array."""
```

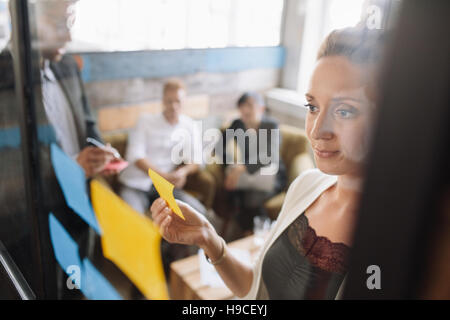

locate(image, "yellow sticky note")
[[90, 180, 169, 300], [148, 169, 185, 220]]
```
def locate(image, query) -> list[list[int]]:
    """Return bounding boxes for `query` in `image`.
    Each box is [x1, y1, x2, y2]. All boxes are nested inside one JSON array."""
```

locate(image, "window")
[[297, 0, 367, 95], [0, 0, 11, 51], [69, 0, 285, 52]]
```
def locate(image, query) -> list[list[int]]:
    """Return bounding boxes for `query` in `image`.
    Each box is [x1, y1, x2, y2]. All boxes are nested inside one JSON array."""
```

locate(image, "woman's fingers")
[[151, 198, 176, 230], [159, 215, 172, 238], [176, 200, 194, 217], [150, 198, 167, 219], [154, 207, 171, 226]]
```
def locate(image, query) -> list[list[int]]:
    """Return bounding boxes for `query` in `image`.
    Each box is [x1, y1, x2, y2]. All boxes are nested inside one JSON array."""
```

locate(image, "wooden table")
[[169, 235, 263, 300]]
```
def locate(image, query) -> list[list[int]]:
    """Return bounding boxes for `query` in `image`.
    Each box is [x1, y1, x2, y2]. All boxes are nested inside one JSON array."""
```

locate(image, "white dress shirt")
[[40, 59, 81, 157], [119, 113, 201, 192]]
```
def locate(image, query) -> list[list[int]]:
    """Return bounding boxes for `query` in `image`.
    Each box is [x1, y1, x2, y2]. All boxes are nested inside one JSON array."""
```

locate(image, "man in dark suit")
[[3, 0, 117, 176], [1, 0, 117, 212], [32, 0, 116, 177], [0, 0, 117, 298]]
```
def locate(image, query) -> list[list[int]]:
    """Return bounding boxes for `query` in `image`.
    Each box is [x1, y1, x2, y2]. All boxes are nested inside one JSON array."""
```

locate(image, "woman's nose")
[[311, 112, 334, 140]]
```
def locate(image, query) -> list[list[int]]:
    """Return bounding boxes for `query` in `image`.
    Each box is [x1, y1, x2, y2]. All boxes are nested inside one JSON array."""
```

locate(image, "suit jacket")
[[0, 49, 102, 147], [49, 54, 102, 147], [0, 48, 101, 254]]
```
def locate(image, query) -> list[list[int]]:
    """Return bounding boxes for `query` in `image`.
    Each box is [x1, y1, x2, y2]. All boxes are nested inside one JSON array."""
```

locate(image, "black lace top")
[[260, 212, 351, 299]]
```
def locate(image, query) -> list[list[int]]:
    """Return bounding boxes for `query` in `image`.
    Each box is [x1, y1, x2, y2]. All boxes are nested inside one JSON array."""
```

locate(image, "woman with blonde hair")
[[151, 26, 386, 299]]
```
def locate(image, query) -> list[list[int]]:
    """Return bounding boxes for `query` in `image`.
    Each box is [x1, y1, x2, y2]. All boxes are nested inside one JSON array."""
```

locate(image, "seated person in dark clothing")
[[219, 92, 287, 233]]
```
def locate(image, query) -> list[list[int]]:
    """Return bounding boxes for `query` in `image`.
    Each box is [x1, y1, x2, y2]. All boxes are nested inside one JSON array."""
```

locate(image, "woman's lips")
[[313, 148, 340, 158]]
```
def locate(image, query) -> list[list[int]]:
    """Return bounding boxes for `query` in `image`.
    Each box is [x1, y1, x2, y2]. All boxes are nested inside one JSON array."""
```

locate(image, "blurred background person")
[[218, 92, 287, 235], [119, 79, 217, 280], [119, 79, 210, 215]]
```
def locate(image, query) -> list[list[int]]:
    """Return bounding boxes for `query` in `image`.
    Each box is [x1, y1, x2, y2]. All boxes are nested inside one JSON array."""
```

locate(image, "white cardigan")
[[241, 168, 339, 300]]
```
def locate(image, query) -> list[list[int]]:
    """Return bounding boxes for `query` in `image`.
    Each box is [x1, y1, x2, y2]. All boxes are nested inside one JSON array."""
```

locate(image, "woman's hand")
[[150, 198, 215, 248], [151, 198, 254, 298]]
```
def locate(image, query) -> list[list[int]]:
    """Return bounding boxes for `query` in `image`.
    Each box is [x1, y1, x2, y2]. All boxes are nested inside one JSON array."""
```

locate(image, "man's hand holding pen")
[[78, 138, 126, 177]]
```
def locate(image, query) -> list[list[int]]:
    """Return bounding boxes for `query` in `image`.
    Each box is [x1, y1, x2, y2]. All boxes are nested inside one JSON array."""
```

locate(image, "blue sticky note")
[[82, 258, 122, 300], [50, 143, 101, 234], [48, 213, 82, 271], [49, 213, 121, 299]]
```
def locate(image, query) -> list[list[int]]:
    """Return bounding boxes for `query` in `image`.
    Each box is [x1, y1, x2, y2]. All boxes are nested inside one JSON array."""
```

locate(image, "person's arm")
[[135, 158, 162, 175], [136, 158, 187, 188], [151, 199, 254, 298], [169, 164, 199, 189], [176, 163, 199, 176], [200, 225, 254, 297], [126, 117, 151, 170]]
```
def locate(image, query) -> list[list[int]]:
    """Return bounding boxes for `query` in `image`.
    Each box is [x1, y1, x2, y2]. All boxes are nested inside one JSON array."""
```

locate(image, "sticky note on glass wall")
[[48, 213, 82, 272], [147, 168, 185, 220], [49, 213, 122, 300], [50, 143, 101, 234], [82, 258, 122, 300], [90, 180, 169, 300]]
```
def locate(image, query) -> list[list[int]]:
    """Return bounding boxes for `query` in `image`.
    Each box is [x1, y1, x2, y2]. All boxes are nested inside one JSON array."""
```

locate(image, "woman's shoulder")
[[291, 168, 335, 187], [270, 169, 337, 237], [284, 169, 337, 205]]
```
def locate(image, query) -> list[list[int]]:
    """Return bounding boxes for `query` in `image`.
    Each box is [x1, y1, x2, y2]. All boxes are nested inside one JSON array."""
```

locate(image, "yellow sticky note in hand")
[[90, 180, 169, 300], [148, 169, 185, 220]]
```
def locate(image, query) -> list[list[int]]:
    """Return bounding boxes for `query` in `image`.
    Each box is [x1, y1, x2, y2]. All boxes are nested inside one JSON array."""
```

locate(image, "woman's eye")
[[305, 104, 318, 113], [335, 106, 359, 119]]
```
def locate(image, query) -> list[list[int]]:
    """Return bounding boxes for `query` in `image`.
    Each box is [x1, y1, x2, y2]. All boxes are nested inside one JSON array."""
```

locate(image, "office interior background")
[[0, 0, 448, 300]]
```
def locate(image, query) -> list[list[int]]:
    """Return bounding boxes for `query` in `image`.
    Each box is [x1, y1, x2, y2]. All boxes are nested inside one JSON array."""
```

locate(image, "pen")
[[86, 137, 121, 159]]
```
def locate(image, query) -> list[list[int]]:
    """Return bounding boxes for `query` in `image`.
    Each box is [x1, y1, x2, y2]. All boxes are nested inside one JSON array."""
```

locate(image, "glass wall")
[[0, 0, 39, 297]]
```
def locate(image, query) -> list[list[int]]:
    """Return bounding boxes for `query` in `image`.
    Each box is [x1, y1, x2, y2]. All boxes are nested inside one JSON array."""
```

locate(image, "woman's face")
[[239, 97, 264, 128], [305, 56, 375, 177]]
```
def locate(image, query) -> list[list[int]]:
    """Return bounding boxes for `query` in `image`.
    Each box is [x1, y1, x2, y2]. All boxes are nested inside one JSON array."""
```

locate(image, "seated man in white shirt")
[[119, 80, 206, 216]]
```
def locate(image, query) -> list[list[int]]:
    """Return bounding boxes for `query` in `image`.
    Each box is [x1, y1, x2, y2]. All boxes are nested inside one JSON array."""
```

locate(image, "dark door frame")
[[9, 0, 46, 299]]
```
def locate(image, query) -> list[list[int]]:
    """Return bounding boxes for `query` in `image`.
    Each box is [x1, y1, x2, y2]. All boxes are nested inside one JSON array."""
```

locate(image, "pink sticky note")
[[104, 160, 129, 172]]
